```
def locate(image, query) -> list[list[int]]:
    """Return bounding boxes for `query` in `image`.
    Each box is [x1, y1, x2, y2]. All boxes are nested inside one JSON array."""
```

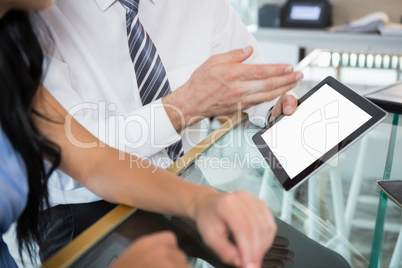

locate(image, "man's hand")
[[163, 46, 303, 133], [192, 190, 277, 268], [111, 231, 190, 268], [269, 94, 298, 122]]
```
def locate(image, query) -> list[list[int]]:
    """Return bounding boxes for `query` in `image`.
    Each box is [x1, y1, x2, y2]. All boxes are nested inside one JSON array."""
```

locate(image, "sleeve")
[[39, 4, 181, 160], [211, 0, 276, 128], [43, 53, 180, 159]]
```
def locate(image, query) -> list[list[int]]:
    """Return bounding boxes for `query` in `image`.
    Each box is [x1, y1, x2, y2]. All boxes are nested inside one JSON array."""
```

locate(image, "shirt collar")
[[95, 0, 117, 12]]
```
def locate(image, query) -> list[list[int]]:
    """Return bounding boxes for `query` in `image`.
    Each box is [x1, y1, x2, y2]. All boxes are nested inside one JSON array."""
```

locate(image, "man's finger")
[[270, 95, 285, 121], [232, 63, 295, 81], [209, 46, 254, 65], [234, 71, 302, 96], [270, 94, 298, 122], [240, 83, 298, 109], [282, 94, 298, 115], [202, 228, 241, 266]]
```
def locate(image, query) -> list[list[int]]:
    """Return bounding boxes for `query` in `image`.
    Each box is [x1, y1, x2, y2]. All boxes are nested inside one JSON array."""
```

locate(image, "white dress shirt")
[[40, 0, 274, 206]]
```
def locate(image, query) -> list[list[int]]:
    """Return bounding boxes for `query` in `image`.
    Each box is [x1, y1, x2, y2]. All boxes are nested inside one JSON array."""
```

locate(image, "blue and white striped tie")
[[120, 0, 184, 162]]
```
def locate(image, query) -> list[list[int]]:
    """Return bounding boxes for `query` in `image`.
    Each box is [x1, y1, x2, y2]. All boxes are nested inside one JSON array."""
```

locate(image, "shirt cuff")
[[123, 99, 181, 158], [245, 99, 276, 128]]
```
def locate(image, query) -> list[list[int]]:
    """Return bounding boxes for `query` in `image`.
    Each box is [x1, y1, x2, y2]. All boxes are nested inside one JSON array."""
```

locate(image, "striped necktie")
[[120, 0, 184, 162]]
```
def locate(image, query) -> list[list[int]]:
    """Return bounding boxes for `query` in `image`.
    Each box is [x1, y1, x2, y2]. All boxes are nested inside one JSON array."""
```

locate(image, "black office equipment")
[[281, 0, 332, 29], [259, 4, 282, 27]]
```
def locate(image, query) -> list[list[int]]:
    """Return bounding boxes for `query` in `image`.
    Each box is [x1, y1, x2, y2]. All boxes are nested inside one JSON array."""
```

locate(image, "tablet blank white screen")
[[261, 84, 372, 179]]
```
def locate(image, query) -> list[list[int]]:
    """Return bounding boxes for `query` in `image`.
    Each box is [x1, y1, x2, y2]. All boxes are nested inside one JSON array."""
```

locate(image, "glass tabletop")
[[182, 112, 401, 268], [42, 50, 402, 268], [283, 49, 402, 268], [45, 111, 401, 268]]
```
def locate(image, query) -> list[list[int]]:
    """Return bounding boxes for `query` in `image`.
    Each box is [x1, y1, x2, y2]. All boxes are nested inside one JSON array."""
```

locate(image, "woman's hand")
[[193, 190, 277, 268]]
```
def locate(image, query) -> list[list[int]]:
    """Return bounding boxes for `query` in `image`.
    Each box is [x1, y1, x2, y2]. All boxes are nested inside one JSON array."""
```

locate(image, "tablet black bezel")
[[377, 180, 402, 208], [252, 76, 387, 191]]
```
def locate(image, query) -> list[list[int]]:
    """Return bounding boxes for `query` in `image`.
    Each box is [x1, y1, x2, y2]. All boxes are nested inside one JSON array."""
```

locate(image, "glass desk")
[[42, 112, 401, 268], [42, 51, 402, 268]]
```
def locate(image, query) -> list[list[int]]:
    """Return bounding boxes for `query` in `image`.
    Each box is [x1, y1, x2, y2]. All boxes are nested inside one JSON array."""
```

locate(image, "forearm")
[[63, 130, 214, 219], [32, 86, 214, 219], [59, 127, 215, 220]]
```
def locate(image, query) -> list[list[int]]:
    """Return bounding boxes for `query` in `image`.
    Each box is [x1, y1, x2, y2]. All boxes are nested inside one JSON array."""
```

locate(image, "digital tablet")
[[253, 76, 387, 191], [365, 81, 402, 114], [377, 180, 402, 208]]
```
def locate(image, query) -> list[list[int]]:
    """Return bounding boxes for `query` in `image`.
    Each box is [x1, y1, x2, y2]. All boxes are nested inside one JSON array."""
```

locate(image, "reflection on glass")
[[331, 52, 340, 67], [297, 49, 402, 94], [366, 54, 374, 68], [316, 51, 331, 67], [349, 53, 357, 67], [358, 53, 365, 68], [399, 56, 402, 70], [342, 53, 349, 67], [391, 55, 399, 69], [383, 55, 390, 69], [375, 54, 383, 68]]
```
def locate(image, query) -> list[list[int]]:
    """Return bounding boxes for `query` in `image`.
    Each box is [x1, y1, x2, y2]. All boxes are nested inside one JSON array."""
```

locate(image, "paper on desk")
[[329, 11, 389, 33], [378, 22, 402, 36]]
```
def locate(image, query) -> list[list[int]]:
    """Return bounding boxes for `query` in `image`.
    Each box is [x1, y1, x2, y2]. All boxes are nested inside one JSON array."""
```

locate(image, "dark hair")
[[0, 11, 60, 262]]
